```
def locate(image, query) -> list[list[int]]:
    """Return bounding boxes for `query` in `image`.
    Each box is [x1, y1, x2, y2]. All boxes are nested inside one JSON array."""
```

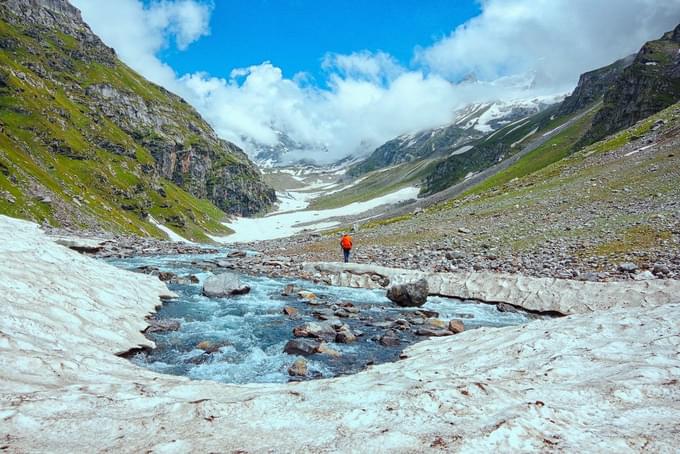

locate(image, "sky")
[[71, 0, 680, 163]]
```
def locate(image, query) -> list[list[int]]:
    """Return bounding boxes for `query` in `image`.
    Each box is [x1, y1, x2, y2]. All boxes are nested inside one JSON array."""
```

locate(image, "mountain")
[[420, 25, 680, 197], [420, 104, 567, 196], [557, 54, 635, 117], [348, 96, 562, 177], [0, 0, 275, 240], [584, 24, 680, 144], [249, 130, 329, 168]]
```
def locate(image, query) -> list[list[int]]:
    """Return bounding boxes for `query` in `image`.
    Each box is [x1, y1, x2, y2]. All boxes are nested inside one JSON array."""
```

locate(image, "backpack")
[[341, 235, 352, 250]]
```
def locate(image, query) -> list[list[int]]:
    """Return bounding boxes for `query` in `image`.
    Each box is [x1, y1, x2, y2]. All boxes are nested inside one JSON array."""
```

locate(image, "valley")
[[1, 1, 679, 452]]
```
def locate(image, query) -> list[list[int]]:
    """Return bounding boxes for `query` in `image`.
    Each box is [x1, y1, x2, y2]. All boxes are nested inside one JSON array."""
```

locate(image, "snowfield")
[[1, 214, 680, 452], [216, 186, 420, 243]]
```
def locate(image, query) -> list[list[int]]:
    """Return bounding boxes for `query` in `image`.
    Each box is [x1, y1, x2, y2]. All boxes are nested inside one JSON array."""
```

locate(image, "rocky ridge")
[[585, 24, 680, 144], [0, 0, 275, 241], [557, 54, 635, 117]]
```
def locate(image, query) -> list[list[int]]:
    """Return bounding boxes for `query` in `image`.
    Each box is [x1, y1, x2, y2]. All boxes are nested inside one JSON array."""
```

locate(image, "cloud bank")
[[73, 0, 680, 163]]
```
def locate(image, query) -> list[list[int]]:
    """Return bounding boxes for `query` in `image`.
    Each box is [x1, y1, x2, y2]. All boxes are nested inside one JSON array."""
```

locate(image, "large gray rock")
[[386, 278, 429, 307], [202, 273, 250, 298], [283, 339, 321, 356], [292, 322, 336, 341]]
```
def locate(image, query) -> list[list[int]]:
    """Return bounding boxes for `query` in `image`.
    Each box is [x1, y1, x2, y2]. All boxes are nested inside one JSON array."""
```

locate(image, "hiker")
[[340, 232, 353, 263]]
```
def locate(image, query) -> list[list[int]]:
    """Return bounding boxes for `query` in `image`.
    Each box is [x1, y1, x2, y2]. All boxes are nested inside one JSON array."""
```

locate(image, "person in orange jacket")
[[340, 232, 353, 263]]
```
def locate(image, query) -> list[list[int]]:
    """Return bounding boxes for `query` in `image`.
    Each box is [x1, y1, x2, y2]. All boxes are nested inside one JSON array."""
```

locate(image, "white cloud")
[[322, 51, 404, 85], [72, 0, 680, 164], [417, 0, 680, 89], [72, 0, 211, 90]]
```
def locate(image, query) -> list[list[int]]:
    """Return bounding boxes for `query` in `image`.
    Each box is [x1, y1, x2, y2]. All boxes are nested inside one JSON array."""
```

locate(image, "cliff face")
[[585, 25, 680, 143], [0, 0, 275, 240], [557, 54, 634, 117]]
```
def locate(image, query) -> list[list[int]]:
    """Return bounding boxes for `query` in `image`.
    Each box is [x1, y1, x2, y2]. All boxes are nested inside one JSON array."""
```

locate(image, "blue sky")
[[157, 0, 481, 83]]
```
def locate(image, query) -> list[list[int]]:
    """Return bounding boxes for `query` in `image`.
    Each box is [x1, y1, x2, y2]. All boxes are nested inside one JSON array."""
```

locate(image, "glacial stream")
[[109, 252, 532, 384]]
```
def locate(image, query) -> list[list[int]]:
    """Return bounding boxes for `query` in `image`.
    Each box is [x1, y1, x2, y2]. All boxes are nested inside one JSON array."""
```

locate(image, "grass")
[[589, 225, 672, 256], [0, 14, 241, 242], [310, 159, 435, 210], [463, 107, 598, 197]]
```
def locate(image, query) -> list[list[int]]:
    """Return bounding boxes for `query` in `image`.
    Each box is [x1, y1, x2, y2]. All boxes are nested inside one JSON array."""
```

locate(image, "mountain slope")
[[349, 96, 560, 177], [348, 124, 479, 177], [275, 101, 680, 281], [0, 0, 275, 240], [585, 24, 680, 144], [557, 54, 634, 117], [420, 103, 573, 195]]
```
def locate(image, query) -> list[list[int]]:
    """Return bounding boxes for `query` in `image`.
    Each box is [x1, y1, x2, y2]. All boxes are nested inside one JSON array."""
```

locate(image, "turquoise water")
[[109, 253, 530, 384]]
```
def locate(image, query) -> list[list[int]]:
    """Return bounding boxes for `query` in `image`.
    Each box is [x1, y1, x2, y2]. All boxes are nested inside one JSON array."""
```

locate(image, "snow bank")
[[303, 262, 680, 314], [148, 215, 194, 244], [216, 186, 420, 243], [1, 215, 679, 452]]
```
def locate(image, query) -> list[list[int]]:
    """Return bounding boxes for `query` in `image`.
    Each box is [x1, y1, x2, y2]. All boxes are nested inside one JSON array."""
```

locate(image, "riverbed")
[[109, 253, 531, 383]]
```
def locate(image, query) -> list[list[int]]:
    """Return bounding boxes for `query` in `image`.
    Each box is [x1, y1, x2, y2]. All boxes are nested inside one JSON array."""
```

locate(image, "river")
[[109, 252, 531, 384]]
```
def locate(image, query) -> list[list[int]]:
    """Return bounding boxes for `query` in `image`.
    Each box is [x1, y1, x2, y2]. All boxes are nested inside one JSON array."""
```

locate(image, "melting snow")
[[148, 216, 194, 244], [215, 186, 420, 243], [511, 127, 539, 148], [450, 145, 474, 156], [2, 215, 680, 451]]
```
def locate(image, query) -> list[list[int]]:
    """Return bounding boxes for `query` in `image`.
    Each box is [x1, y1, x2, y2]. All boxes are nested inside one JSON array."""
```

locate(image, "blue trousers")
[[343, 249, 351, 263]]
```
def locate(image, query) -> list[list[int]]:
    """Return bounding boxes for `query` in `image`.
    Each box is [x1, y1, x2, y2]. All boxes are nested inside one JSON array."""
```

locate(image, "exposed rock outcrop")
[[0, 0, 275, 240], [585, 24, 680, 144], [557, 54, 635, 117]]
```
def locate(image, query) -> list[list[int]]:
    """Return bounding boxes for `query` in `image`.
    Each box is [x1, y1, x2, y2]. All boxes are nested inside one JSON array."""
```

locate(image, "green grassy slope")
[[309, 158, 436, 210], [0, 7, 236, 241]]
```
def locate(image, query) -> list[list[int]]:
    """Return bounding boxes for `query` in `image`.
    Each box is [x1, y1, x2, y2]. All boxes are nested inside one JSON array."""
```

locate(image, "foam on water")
[[109, 253, 532, 384]]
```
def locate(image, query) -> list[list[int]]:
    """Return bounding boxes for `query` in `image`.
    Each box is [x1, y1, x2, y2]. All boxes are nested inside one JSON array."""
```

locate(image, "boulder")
[[292, 322, 336, 341], [282, 306, 299, 317], [145, 319, 180, 333], [281, 284, 298, 296], [386, 278, 428, 307], [283, 339, 321, 356], [379, 333, 400, 346], [424, 318, 447, 330], [496, 302, 520, 313], [157, 271, 176, 282], [288, 358, 308, 377], [170, 274, 200, 285], [202, 273, 251, 298], [196, 340, 229, 353], [297, 290, 318, 301], [335, 325, 357, 344], [653, 263, 671, 276], [317, 342, 341, 357], [414, 309, 439, 318], [391, 319, 411, 330], [448, 320, 465, 334], [334, 308, 352, 318], [617, 262, 639, 273]]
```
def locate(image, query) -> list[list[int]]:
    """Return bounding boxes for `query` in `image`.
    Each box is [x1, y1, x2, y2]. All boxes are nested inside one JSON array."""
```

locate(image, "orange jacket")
[[340, 234, 353, 250]]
